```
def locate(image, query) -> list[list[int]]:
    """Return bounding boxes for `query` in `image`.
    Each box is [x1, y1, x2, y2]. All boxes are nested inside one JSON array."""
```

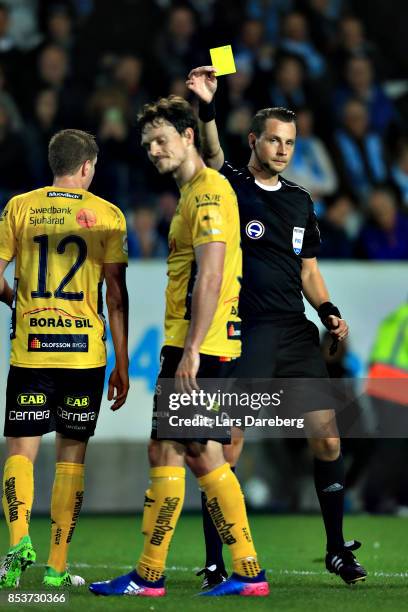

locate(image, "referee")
[[187, 66, 367, 587]]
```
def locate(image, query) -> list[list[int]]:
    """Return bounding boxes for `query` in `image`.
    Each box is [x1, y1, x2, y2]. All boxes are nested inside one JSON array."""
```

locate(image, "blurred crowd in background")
[[1, 0, 408, 260]]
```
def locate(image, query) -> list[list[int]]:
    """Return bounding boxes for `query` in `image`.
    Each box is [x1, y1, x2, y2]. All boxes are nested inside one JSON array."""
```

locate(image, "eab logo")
[[292, 226, 305, 255], [64, 396, 90, 408], [17, 393, 46, 406]]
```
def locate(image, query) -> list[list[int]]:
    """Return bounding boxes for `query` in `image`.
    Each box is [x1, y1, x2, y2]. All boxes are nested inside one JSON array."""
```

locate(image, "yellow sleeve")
[[188, 186, 232, 248], [0, 197, 18, 262], [104, 208, 129, 264]]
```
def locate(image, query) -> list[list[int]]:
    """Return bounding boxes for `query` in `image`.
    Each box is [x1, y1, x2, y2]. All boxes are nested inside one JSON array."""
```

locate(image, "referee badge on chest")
[[292, 226, 305, 255], [245, 220, 265, 239]]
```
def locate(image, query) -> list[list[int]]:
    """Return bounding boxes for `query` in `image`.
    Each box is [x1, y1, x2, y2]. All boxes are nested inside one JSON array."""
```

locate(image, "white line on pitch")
[[68, 563, 408, 578]]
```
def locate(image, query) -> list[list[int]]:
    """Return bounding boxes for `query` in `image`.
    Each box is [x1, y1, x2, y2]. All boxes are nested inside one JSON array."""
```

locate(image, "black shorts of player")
[[151, 345, 235, 445], [4, 366, 106, 442], [230, 316, 334, 424]]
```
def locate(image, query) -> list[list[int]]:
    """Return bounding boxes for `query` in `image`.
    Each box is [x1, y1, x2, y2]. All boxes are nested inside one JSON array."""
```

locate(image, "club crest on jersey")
[[245, 220, 265, 240], [292, 226, 305, 255], [76, 208, 96, 228]]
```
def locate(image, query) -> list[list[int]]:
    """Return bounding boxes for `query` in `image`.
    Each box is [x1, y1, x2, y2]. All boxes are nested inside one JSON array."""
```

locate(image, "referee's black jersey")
[[221, 161, 320, 321]]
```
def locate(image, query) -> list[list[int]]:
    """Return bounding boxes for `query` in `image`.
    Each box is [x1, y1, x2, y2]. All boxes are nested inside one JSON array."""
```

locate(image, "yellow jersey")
[[0, 186, 128, 368], [165, 167, 242, 358]]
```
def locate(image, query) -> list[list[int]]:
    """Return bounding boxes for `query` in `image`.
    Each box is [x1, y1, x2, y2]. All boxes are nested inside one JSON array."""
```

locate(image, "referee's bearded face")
[[141, 121, 190, 174], [250, 118, 296, 175]]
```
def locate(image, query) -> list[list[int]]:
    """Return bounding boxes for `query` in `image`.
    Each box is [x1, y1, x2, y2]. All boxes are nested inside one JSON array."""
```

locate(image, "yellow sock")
[[137, 466, 185, 582], [2, 455, 34, 546], [198, 463, 261, 578], [47, 462, 84, 573]]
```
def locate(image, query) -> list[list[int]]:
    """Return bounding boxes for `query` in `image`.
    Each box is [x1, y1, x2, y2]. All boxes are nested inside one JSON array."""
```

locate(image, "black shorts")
[[234, 317, 328, 379], [230, 317, 334, 424], [4, 366, 105, 441], [151, 346, 235, 444]]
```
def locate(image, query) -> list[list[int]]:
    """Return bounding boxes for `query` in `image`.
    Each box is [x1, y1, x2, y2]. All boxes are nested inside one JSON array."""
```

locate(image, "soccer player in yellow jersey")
[[89, 97, 269, 598], [0, 129, 129, 589]]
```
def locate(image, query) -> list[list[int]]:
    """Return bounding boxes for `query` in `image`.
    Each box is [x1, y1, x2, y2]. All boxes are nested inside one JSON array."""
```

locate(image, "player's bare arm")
[[301, 257, 349, 341], [186, 66, 224, 170], [175, 241, 226, 394], [104, 262, 130, 410], [0, 259, 13, 308]]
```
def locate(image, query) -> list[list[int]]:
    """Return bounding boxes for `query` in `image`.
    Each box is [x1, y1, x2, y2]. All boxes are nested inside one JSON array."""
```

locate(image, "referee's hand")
[[108, 366, 130, 411], [186, 66, 217, 103], [175, 349, 200, 395], [327, 315, 349, 342]]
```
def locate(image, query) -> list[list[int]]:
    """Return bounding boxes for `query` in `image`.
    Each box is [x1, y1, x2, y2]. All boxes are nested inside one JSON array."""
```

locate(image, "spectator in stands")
[[44, 4, 75, 55], [220, 56, 254, 116], [279, 11, 326, 79], [70, 0, 95, 22], [319, 193, 357, 259], [34, 43, 84, 125], [183, 0, 217, 27], [86, 84, 129, 130], [0, 2, 20, 92], [268, 54, 308, 109], [112, 55, 148, 117], [234, 18, 274, 73], [391, 139, 408, 208], [1, 0, 41, 50], [25, 89, 60, 187], [210, 0, 247, 44], [246, 0, 293, 45], [355, 187, 408, 260], [155, 191, 178, 244], [302, 0, 343, 55], [282, 107, 338, 206], [0, 63, 22, 130], [169, 76, 189, 99], [154, 5, 203, 81], [0, 2, 13, 50], [334, 56, 397, 135], [93, 106, 135, 209], [333, 99, 389, 200], [127, 206, 168, 259], [331, 15, 387, 77], [268, 52, 332, 135], [0, 101, 31, 202]]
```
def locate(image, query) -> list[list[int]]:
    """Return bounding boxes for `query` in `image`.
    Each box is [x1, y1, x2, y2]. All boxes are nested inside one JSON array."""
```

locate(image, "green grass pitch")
[[1, 514, 407, 611]]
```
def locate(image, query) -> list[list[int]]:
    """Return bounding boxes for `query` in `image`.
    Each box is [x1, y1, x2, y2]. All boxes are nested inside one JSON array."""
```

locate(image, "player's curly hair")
[[137, 95, 201, 150], [48, 129, 99, 176], [250, 107, 296, 137]]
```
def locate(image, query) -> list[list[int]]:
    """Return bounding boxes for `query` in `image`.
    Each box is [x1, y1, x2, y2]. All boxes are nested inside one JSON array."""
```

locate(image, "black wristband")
[[318, 302, 341, 329], [198, 99, 216, 123]]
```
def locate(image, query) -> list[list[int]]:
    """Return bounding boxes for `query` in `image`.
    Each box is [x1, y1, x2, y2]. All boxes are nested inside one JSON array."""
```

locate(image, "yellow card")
[[209, 45, 236, 76]]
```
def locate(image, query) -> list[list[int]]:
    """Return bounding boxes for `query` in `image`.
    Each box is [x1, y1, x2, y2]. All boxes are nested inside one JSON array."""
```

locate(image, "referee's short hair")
[[48, 129, 99, 176], [250, 107, 296, 137], [137, 95, 201, 151]]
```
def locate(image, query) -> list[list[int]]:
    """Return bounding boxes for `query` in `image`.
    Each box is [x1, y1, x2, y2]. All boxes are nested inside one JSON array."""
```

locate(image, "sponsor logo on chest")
[[28, 334, 89, 352]]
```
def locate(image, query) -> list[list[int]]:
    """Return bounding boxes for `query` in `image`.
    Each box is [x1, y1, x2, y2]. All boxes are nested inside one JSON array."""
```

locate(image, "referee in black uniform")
[[186, 66, 367, 588]]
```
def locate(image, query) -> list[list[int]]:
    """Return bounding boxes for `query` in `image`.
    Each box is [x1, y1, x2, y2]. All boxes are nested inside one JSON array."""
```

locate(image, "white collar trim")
[[254, 179, 282, 191]]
